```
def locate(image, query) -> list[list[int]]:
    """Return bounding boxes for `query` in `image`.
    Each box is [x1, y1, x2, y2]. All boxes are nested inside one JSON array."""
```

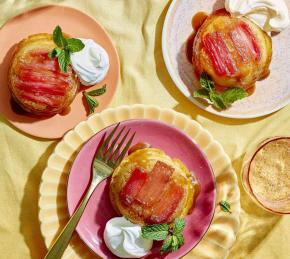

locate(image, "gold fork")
[[45, 123, 135, 259]]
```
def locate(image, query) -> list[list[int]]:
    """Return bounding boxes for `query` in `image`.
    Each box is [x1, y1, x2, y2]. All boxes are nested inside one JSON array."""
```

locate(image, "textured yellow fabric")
[[0, 1, 289, 259]]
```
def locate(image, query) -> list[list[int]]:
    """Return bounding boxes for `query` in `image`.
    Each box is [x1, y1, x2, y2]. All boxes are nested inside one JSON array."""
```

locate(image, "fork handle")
[[45, 179, 102, 259]]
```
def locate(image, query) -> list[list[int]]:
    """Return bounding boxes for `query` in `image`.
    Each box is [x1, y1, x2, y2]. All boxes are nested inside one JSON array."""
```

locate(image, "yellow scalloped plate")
[[39, 104, 240, 258]]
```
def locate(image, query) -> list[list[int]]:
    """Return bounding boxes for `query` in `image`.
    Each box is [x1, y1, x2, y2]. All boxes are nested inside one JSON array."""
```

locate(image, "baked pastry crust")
[[110, 148, 198, 225], [192, 9, 272, 90], [8, 33, 79, 116]]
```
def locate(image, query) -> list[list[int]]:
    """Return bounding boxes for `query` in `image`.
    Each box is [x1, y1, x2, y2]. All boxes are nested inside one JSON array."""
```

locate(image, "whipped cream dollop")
[[70, 38, 109, 86], [104, 217, 153, 258], [225, 0, 290, 32]]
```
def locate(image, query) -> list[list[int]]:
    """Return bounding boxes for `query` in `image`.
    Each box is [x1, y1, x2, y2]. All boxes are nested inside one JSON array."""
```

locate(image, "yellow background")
[[0, 0, 289, 258]]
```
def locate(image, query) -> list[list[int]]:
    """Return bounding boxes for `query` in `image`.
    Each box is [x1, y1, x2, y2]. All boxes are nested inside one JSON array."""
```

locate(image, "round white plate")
[[162, 0, 290, 119], [39, 104, 240, 259]]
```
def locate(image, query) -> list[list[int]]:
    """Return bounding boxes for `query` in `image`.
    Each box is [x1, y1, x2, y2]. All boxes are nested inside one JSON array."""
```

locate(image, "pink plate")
[[67, 119, 216, 258]]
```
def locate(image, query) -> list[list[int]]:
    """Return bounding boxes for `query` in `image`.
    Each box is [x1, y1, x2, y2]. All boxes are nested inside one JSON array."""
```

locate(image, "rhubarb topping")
[[146, 181, 184, 224], [239, 22, 261, 60], [230, 22, 261, 62], [135, 161, 173, 206], [14, 50, 73, 107], [203, 32, 238, 76], [119, 161, 185, 224], [119, 168, 148, 206]]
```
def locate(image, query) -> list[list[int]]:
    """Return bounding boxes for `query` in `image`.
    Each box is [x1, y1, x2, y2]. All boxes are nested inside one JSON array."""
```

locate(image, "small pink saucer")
[[67, 119, 216, 258]]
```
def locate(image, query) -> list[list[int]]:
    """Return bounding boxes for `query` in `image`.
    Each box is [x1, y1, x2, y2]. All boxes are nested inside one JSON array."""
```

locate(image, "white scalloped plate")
[[39, 105, 240, 259]]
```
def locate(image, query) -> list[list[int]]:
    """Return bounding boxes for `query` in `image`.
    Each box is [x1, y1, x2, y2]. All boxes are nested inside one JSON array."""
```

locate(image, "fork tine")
[[103, 126, 126, 161], [115, 132, 136, 165], [96, 122, 120, 158], [109, 128, 131, 161]]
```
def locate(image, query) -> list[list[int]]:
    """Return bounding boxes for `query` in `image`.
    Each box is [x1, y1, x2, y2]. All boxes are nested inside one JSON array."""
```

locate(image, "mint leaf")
[[87, 85, 107, 96], [48, 48, 57, 59], [173, 218, 185, 235], [220, 87, 248, 105], [176, 233, 184, 246], [84, 92, 99, 114], [142, 219, 186, 255], [160, 233, 184, 254], [48, 47, 62, 59], [200, 72, 214, 91], [171, 236, 179, 251], [193, 72, 248, 110], [83, 86, 106, 115], [219, 200, 232, 213], [67, 38, 85, 53], [141, 224, 169, 241], [49, 26, 85, 72], [193, 88, 210, 99], [57, 49, 70, 73], [209, 92, 227, 110], [160, 236, 173, 254], [53, 25, 67, 48]]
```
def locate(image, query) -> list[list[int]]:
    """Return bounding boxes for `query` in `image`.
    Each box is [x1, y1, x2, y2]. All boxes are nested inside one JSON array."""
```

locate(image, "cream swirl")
[[103, 217, 153, 258], [225, 0, 290, 32], [70, 38, 109, 86]]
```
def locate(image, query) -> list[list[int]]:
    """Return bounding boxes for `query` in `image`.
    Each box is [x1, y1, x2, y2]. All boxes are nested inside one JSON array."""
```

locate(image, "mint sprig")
[[173, 218, 185, 235], [193, 72, 248, 110], [53, 25, 67, 48], [141, 223, 169, 241], [219, 200, 232, 213], [141, 218, 186, 254], [83, 85, 107, 114], [160, 236, 173, 253], [49, 25, 85, 72], [86, 85, 107, 96], [57, 49, 70, 73]]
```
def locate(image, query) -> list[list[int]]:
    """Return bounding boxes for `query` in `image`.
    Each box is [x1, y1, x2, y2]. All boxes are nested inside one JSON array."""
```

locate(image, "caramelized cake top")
[[110, 148, 198, 225]]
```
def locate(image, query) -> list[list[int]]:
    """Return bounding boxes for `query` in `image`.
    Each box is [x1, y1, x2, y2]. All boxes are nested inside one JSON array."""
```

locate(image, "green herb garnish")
[[48, 25, 85, 72], [83, 85, 107, 114], [86, 85, 107, 96], [219, 200, 232, 213], [141, 218, 186, 254], [160, 236, 173, 253], [193, 72, 248, 110], [141, 223, 169, 241]]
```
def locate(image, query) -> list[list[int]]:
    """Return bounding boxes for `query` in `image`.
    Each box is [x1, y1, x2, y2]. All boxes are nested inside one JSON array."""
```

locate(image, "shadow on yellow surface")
[[19, 142, 57, 259], [229, 156, 281, 258]]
